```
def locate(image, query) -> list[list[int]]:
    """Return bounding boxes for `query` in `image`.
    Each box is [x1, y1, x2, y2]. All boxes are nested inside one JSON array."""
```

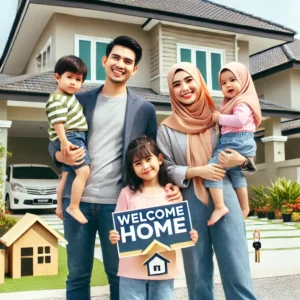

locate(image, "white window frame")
[[75, 35, 112, 83], [36, 37, 52, 72], [177, 43, 225, 97]]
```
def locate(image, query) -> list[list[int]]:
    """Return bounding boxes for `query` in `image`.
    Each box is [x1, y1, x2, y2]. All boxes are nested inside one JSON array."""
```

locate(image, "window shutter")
[[180, 48, 192, 63], [96, 42, 107, 81], [196, 50, 207, 83], [79, 40, 91, 80], [211, 53, 221, 91]]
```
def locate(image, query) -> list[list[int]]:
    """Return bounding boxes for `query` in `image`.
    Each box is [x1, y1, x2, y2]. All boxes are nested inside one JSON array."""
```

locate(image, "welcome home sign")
[[113, 201, 194, 257]]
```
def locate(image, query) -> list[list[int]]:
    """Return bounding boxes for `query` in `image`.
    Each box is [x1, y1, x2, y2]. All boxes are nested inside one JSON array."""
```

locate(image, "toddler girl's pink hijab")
[[220, 62, 262, 127], [162, 62, 216, 205]]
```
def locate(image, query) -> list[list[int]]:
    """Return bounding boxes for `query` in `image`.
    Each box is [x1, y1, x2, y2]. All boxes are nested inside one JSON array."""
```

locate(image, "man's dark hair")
[[106, 36, 142, 66], [125, 136, 170, 192], [54, 55, 88, 82]]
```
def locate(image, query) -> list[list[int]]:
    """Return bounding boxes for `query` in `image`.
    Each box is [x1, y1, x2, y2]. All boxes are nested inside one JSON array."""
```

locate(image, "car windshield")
[[13, 166, 59, 179]]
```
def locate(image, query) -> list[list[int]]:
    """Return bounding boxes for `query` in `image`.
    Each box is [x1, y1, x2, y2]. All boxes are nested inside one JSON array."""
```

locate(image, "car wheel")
[[5, 194, 12, 212]]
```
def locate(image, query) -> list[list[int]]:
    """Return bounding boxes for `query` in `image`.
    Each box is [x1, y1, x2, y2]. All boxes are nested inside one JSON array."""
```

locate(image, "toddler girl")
[[205, 62, 261, 225]]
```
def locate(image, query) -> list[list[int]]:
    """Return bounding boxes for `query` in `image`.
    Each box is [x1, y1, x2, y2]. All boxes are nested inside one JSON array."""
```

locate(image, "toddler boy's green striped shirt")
[[45, 92, 88, 141]]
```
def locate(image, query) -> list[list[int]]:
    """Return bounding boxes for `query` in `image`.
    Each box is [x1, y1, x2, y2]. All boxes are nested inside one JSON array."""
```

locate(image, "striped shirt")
[[45, 92, 88, 141]]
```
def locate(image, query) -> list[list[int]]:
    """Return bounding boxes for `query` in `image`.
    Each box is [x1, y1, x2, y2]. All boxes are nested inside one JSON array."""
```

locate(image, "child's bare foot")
[[207, 206, 229, 226], [66, 206, 88, 224], [242, 207, 250, 219]]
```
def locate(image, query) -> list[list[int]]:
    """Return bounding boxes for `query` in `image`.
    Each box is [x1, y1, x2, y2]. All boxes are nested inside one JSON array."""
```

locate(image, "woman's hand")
[[198, 164, 225, 181], [165, 183, 183, 203], [212, 111, 221, 122], [55, 146, 86, 166], [218, 148, 246, 169], [109, 230, 120, 244], [190, 229, 198, 244]]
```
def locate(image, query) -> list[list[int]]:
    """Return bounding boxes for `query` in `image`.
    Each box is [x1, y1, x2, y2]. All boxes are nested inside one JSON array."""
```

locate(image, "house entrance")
[[21, 247, 33, 276]]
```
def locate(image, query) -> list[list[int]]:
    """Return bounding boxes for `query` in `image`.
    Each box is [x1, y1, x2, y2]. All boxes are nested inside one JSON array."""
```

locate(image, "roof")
[[142, 239, 171, 255], [0, 0, 296, 74], [0, 213, 68, 247], [100, 0, 295, 34], [143, 252, 171, 265], [0, 71, 300, 118], [250, 39, 300, 79]]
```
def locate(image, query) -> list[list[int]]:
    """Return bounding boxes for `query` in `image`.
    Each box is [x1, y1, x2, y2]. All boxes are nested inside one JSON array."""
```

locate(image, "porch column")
[[261, 118, 287, 181], [0, 100, 11, 204]]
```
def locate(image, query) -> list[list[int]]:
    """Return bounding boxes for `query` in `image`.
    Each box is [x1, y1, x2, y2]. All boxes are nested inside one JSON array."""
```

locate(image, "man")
[[49, 36, 181, 300]]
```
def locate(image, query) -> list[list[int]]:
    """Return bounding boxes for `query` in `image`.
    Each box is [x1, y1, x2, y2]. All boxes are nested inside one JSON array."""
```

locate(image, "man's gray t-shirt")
[[81, 93, 127, 204]]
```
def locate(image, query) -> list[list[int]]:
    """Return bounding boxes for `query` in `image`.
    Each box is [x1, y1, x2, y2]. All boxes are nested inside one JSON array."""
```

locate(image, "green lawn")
[[0, 245, 108, 293]]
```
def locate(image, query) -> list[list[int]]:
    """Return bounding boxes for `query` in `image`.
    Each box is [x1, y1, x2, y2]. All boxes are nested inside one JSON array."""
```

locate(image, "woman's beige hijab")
[[162, 62, 216, 205], [219, 62, 261, 126]]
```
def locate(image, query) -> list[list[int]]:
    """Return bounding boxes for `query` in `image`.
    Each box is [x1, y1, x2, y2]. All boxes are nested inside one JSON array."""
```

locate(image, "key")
[[253, 229, 261, 263]]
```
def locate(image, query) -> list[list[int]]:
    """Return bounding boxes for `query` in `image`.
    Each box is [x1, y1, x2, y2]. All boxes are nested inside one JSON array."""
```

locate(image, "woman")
[[157, 62, 257, 300]]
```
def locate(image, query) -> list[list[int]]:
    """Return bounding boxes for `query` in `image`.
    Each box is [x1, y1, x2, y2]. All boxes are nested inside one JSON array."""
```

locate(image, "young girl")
[[205, 62, 262, 225], [109, 136, 198, 300]]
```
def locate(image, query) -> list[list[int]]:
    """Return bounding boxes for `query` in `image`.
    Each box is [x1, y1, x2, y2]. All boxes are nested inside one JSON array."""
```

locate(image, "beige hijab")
[[219, 62, 262, 127], [162, 62, 216, 205]]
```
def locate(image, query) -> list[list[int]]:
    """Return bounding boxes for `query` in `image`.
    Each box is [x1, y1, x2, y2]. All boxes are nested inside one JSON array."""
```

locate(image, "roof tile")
[[101, 0, 295, 34]]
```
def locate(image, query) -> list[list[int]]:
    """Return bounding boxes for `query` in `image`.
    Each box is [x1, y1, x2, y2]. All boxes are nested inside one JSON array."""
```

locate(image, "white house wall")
[[254, 69, 292, 107], [25, 14, 57, 74], [290, 69, 300, 110], [237, 40, 250, 68], [53, 13, 151, 88]]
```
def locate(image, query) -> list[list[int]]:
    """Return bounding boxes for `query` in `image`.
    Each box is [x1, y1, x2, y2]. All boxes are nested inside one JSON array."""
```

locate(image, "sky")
[[0, 0, 299, 56], [0, 0, 18, 56]]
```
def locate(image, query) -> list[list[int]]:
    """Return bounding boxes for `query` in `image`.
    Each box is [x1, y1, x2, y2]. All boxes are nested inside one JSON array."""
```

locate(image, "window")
[[21, 247, 33, 256], [177, 44, 224, 94], [12, 166, 59, 180], [36, 37, 52, 72], [75, 35, 112, 82], [37, 246, 51, 264]]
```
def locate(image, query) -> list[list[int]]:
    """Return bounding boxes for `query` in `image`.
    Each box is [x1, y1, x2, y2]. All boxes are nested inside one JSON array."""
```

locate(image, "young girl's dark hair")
[[125, 136, 171, 192]]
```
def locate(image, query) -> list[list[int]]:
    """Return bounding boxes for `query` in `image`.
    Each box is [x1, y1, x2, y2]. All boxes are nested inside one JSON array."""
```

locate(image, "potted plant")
[[267, 181, 284, 220], [0, 203, 18, 238], [281, 202, 293, 222], [265, 205, 275, 220], [291, 198, 300, 222], [251, 185, 268, 218]]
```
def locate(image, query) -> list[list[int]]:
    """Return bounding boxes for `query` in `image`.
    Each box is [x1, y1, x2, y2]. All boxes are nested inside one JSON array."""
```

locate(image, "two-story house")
[[247, 39, 300, 186], [0, 0, 299, 202]]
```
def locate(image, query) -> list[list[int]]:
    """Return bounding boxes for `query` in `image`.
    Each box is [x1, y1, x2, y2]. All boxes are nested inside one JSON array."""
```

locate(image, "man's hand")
[[56, 205, 64, 220], [109, 230, 120, 244], [190, 229, 198, 244], [212, 111, 221, 122], [218, 148, 245, 168], [56, 146, 85, 166], [165, 183, 183, 202]]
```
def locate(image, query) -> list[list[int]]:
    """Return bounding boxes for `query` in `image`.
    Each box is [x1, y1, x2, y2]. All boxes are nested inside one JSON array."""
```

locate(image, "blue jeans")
[[206, 132, 256, 189], [182, 177, 257, 300], [62, 199, 119, 300], [119, 277, 174, 300], [51, 131, 90, 172]]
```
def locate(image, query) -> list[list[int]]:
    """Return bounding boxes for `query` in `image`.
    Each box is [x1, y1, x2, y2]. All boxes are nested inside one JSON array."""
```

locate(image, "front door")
[[20, 247, 33, 276], [21, 257, 33, 276]]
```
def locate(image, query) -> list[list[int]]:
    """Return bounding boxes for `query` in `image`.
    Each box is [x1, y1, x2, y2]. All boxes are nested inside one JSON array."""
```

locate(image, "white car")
[[5, 164, 60, 211]]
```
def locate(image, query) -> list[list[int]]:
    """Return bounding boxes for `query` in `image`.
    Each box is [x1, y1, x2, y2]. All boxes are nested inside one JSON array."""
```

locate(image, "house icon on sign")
[[143, 253, 171, 276]]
